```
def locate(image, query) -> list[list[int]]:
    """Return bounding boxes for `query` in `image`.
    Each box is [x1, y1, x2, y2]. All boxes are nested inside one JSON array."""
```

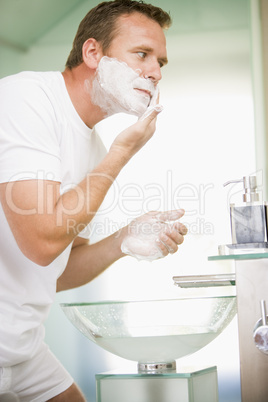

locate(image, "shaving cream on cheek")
[[91, 56, 158, 117]]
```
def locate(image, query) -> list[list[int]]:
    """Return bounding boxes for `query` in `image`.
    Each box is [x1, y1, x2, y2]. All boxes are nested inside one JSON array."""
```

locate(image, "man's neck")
[[62, 65, 105, 128]]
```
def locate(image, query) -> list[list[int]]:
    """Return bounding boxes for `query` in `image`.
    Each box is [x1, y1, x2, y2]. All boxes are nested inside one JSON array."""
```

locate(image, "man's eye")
[[137, 52, 146, 59]]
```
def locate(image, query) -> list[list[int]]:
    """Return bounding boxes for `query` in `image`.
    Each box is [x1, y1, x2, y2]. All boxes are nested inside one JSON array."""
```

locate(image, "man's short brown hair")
[[65, 0, 171, 69]]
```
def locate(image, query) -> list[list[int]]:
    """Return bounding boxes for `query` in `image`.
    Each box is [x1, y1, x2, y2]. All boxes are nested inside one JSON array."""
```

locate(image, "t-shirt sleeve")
[[0, 78, 62, 183]]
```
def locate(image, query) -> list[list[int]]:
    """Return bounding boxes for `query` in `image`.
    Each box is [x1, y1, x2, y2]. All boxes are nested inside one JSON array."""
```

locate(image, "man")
[[0, 0, 187, 400]]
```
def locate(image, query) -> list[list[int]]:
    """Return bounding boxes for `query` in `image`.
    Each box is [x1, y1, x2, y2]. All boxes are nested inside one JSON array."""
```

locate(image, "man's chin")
[[134, 89, 152, 104], [126, 104, 150, 118]]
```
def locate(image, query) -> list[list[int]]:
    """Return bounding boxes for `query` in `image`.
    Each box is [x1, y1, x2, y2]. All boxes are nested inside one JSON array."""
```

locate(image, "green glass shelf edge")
[[208, 252, 268, 261], [95, 366, 217, 380]]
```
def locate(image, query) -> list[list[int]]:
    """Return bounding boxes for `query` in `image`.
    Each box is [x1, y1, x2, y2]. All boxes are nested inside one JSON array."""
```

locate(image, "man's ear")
[[82, 38, 103, 69]]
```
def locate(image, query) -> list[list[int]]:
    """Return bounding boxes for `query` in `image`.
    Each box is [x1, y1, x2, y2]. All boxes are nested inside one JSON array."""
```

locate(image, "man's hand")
[[121, 209, 187, 261], [110, 105, 163, 160], [58, 209, 187, 291]]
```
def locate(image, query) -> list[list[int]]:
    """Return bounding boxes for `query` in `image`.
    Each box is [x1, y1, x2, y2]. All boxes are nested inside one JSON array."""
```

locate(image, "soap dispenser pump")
[[224, 175, 268, 246]]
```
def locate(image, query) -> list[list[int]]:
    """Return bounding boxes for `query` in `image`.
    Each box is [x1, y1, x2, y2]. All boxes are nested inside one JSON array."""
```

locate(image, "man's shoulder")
[[0, 71, 62, 93], [0, 71, 66, 114]]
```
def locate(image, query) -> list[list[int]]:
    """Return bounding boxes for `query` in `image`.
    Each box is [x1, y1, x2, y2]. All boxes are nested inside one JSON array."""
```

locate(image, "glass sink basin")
[[61, 296, 236, 371]]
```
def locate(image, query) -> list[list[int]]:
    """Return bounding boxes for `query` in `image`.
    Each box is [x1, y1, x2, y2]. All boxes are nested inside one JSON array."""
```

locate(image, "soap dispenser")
[[224, 175, 268, 246]]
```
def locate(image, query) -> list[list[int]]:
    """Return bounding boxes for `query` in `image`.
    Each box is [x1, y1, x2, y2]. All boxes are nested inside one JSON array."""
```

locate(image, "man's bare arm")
[[57, 212, 187, 292], [56, 231, 125, 292], [0, 109, 160, 266]]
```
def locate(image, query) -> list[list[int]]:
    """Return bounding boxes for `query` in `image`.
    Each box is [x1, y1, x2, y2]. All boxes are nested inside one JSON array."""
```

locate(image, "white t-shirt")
[[0, 71, 107, 366]]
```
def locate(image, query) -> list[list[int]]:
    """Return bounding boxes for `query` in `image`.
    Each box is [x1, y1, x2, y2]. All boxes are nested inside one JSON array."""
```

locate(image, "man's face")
[[106, 12, 168, 87], [91, 12, 168, 117]]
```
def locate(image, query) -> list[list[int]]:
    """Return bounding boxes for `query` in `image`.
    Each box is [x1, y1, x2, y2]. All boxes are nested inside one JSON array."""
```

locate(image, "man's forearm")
[[57, 147, 129, 237], [0, 149, 129, 266], [0, 109, 160, 266], [56, 229, 126, 291]]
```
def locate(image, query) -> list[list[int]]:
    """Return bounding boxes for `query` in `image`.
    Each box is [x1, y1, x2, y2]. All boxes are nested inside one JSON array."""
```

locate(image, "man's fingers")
[[172, 221, 188, 235], [156, 232, 180, 254], [139, 104, 163, 122], [157, 209, 185, 222]]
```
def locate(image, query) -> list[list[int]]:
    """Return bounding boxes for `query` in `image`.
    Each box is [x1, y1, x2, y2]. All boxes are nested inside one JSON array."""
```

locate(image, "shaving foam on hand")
[[139, 83, 163, 121], [140, 104, 163, 121], [121, 212, 178, 262]]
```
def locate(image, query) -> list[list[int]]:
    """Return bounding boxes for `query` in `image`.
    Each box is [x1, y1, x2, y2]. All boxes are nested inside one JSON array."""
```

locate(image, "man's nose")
[[144, 62, 162, 84]]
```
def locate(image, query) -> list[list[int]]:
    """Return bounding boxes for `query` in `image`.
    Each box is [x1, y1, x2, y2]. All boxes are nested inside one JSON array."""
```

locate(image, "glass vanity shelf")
[[208, 243, 268, 261]]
